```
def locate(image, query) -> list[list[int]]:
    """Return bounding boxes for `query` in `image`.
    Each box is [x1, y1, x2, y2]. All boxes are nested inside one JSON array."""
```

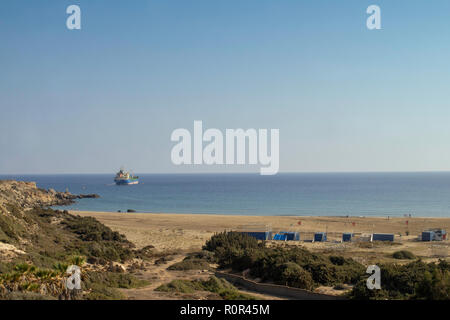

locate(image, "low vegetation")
[[167, 251, 215, 271], [0, 259, 148, 300], [155, 276, 255, 300], [1, 205, 135, 268], [82, 271, 149, 300], [356, 241, 402, 249], [0, 202, 149, 300], [203, 232, 364, 290], [349, 259, 450, 300], [392, 250, 416, 260], [167, 258, 211, 271], [203, 232, 450, 300], [0, 261, 71, 299]]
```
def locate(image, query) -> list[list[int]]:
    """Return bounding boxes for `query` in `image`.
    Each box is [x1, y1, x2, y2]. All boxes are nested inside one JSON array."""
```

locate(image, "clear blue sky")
[[1, 0, 450, 174]]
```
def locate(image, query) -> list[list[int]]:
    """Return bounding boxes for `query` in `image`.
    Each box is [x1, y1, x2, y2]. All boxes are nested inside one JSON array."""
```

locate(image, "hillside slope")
[[0, 180, 147, 300]]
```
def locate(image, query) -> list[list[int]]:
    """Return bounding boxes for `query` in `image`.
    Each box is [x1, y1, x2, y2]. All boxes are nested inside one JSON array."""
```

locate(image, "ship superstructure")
[[114, 168, 139, 185]]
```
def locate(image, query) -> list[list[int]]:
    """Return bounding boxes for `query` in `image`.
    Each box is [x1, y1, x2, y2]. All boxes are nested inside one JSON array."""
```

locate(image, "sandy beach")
[[73, 211, 450, 265], [71, 211, 447, 299]]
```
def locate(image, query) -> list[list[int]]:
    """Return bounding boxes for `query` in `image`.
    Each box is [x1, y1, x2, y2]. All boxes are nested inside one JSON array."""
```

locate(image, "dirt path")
[[120, 254, 191, 299], [121, 255, 284, 300], [74, 210, 448, 299]]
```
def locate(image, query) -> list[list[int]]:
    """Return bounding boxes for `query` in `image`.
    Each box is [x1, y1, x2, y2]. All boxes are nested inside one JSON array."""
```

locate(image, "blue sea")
[[1, 173, 450, 217]]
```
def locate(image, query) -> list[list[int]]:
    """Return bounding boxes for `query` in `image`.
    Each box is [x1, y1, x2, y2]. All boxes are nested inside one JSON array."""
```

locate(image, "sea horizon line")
[[3, 170, 450, 176]]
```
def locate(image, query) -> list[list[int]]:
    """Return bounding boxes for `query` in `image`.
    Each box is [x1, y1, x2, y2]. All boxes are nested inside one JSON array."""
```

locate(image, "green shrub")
[[203, 232, 365, 289], [156, 276, 256, 300], [34, 268, 58, 280], [1, 206, 135, 268], [156, 279, 199, 293], [0, 291, 56, 300], [203, 232, 261, 268], [279, 262, 314, 290], [168, 258, 210, 271], [0, 213, 24, 241], [83, 270, 149, 290], [204, 231, 260, 252], [53, 262, 70, 274], [349, 260, 450, 300], [415, 268, 450, 300], [62, 216, 127, 242], [200, 276, 255, 300], [20, 282, 40, 292], [0, 261, 13, 274], [329, 256, 346, 265], [248, 247, 363, 287], [134, 245, 156, 260], [185, 250, 217, 263], [85, 283, 124, 300], [392, 250, 416, 260], [14, 263, 37, 274], [69, 255, 86, 266]]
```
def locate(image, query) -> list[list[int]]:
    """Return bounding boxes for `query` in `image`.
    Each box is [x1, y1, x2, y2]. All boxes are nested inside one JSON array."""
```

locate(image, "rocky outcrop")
[[0, 180, 143, 301], [0, 180, 99, 210]]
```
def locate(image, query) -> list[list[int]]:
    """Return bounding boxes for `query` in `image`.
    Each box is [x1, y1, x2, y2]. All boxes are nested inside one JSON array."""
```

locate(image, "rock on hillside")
[[0, 180, 99, 210], [0, 180, 130, 265], [0, 180, 149, 300]]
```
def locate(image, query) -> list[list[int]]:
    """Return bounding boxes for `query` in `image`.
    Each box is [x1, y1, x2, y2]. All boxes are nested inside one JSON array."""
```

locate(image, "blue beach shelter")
[[273, 233, 288, 241], [342, 233, 353, 242], [372, 233, 395, 241], [279, 231, 300, 241], [314, 232, 327, 242]]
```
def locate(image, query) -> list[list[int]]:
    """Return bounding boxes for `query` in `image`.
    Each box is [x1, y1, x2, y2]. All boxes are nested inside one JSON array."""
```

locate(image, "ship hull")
[[114, 179, 139, 185]]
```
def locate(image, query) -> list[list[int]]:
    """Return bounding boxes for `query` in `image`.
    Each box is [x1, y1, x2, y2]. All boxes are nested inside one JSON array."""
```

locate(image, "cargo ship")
[[114, 168, 139, 185]]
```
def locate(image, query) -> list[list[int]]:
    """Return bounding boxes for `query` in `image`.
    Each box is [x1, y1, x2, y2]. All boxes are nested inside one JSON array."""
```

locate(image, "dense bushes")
[[0, 204, 152, 300], [248, 247, 364, 288], [83, 271, 148, 289], [392, 250, 416, 260], [203, 231, 261, 268], [62, 216, 127, 242], [349, 260, 450, 300], [279, 262, 314, 290], [167, 250, 216, 271], [0, 259, 148, 300], [59, 213, 135, 262], [30, 208, 135, 263], [206, 232, 450, 298], [0, 262, 71, 299], [185, 250, 217, 263], [155, 276, 255, 300], [204, 232, 365, 290], [200, 276, 255, 300], [155, 279, 198, 293], [0, 213, 23, 242], [168, 258, 210, 271], [415, 267, 450, 300], [204, 232, 260, 253], [0, 205, 136, 266], [203, 232, 450, 299]]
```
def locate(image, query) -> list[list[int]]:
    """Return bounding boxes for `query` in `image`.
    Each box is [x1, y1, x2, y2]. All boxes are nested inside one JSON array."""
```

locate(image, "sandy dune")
[[72, 211, 449, 263]]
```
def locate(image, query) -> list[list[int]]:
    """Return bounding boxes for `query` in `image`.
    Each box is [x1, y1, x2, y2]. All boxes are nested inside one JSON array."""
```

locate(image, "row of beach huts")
[[239, 228, 447, 243]]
